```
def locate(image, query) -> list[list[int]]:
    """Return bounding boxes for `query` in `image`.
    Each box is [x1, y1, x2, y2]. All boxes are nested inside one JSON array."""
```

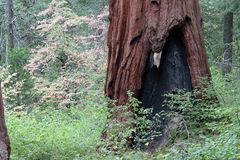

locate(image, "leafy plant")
[[3, 48, 36, 109], [100, 91, 163, 154]]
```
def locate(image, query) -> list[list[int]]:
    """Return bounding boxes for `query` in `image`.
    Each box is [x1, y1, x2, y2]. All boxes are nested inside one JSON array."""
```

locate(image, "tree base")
[[139, 31, 192, 150]]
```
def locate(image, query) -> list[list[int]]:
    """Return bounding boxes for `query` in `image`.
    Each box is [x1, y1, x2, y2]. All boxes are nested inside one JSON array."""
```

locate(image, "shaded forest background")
[[0, 0, 240, 159]]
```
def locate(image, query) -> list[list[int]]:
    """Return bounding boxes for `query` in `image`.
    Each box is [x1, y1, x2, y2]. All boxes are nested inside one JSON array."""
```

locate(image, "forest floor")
[[2, 0, 240, 159]]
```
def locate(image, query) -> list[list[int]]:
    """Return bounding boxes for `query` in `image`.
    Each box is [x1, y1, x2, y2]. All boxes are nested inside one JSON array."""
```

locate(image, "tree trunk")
[[105, 0, 211, 150], [5, 0, 14, 64], [0, 82, 10, 160], [222, 12, 233, 76]]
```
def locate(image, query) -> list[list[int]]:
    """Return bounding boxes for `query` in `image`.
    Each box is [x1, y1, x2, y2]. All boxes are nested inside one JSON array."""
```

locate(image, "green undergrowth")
[[6, 68, 240, 160], [7, 104, 107, 160]]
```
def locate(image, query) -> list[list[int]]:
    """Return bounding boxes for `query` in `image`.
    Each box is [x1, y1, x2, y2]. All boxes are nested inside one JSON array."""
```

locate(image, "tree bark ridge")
[[105, 0, 211, 105]]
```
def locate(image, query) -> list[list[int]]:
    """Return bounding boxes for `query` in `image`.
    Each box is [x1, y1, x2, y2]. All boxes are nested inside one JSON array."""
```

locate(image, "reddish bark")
[[0, 82, 10, 160], [105, 0, 211, 105]]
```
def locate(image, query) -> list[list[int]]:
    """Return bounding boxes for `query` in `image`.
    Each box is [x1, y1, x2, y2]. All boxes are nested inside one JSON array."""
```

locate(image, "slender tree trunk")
[[222, 12, 233, 76], [0, 82, 10, 160], [238, 21, 240, 74], [105, 0, 211, 150], [0, 1, 13, 157], [5, 0, 14, 65]]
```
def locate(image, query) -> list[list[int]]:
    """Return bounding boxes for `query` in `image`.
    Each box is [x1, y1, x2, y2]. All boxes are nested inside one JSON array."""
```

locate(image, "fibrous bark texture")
[[222, 12, 233, 76], [0, 82, 10, 160], [105, 0, 211, 105]]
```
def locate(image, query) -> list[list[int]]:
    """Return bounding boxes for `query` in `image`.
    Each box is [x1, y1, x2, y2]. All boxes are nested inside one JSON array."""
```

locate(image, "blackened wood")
[[139, 31, 192, 150]]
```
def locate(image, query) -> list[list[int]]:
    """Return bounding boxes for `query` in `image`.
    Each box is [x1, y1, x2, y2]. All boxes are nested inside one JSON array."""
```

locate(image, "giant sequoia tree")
[[105, 0, 211, 149]]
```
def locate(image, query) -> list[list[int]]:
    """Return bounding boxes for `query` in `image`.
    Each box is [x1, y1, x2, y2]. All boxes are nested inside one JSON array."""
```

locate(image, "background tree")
[[0, 0, 14, 158], [222, 11, 233, 75], [0, 81, 10, 160], [5, 0, 14, 65]]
